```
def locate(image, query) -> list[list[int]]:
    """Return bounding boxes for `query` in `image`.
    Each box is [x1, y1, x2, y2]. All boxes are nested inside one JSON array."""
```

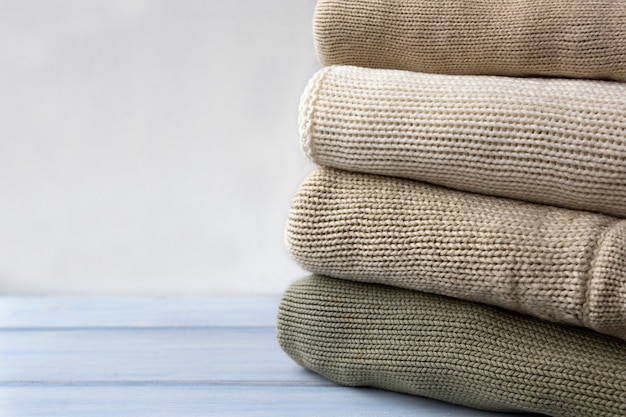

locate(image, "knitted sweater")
[[314, 0, 626, 81], [278, 275, 626, 417], [286, 167, 626, 341], [300, 66, 626, 217]]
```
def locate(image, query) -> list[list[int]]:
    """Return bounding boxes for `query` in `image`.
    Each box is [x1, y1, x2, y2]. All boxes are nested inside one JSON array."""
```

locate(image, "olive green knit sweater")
[[277, 275, 626, 417]]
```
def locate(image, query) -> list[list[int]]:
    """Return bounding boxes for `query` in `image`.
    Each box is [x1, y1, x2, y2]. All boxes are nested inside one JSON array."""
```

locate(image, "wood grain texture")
[[0, 297, 537, 416], [0, 297, 279, 328], [1, 386, 526, 417]]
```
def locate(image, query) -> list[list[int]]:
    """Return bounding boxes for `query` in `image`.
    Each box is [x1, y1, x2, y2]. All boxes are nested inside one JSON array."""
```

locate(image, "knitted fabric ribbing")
[[277, 275, 626, 417], [314, 0, 626, 81], [299, 66, 626, 217], [286, 167, 626, 340]]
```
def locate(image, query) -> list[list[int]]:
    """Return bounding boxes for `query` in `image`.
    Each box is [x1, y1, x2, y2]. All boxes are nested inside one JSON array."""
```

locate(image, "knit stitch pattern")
[[286, 167, 626, 340], [277, 275, 626, 417], [314, 0, 626, 81], [300, 66, 626, 217]]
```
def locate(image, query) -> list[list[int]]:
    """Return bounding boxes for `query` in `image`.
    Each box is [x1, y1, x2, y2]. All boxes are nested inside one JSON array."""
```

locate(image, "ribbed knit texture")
[[314, 0, 626, 81], [286, 167, 626, 340], [278, 275, 626, 417], [300, 65, 626, 217]]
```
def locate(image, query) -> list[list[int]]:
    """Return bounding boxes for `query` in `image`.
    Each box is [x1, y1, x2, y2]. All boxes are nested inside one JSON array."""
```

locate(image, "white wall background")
[[0, 0, 319, 295]]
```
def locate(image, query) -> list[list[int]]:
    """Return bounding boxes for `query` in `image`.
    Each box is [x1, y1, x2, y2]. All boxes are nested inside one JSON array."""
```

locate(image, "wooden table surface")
[[0, 297, 538, 416]]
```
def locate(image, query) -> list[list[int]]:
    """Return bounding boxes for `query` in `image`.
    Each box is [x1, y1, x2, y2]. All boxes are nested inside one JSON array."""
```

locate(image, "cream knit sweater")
[[300, 66, 626, 217], [314, 0, 626, 81], [286, 167, 626, 341]]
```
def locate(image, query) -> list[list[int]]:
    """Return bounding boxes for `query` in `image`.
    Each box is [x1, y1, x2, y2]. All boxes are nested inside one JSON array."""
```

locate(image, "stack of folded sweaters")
[[277, 1, 626, 416]]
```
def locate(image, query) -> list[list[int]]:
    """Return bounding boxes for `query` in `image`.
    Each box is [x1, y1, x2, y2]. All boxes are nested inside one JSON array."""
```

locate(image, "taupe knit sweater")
[[314, 0, 626, 81], [278, 275, 626, 417], [286, 167, 626, 341], [300, 66, 626, 217]]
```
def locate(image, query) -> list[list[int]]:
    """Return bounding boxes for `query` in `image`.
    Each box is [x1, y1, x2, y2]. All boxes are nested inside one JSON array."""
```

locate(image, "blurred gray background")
[[0, 0, 318, 294]]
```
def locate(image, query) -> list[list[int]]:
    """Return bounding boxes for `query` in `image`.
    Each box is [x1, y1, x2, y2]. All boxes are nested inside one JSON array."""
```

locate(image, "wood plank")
[[0, 297, 280, 328], [0, 327, 327, 384], [0, 386, 538, 417]]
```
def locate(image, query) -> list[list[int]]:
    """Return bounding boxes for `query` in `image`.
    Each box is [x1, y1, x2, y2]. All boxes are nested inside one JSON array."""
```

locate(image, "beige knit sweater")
[[300, 65, 626, 217], [278, 275, 626, 417], [286, 167, 626, 341], [314, 0, 626, 81]]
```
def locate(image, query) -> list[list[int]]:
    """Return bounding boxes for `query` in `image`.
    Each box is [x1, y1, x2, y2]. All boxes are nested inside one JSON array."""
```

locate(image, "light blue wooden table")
[[0, 297, 538, 416]]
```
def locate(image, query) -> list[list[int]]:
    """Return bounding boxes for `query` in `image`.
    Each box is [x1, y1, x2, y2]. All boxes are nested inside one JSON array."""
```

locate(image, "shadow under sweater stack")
[[278, 1, 626, 416]]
